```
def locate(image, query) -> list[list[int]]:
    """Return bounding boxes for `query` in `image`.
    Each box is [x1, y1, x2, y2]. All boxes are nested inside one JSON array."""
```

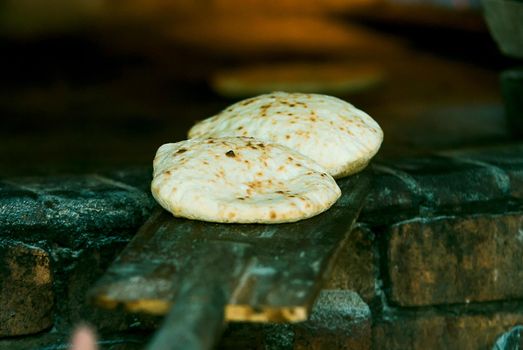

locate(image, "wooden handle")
[[146, 243, 253, 350]]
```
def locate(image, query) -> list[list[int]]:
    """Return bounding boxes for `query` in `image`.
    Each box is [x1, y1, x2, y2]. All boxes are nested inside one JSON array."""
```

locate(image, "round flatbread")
[[151, 137, 341, 224], [210, 62, 384, 98], [188, 92, 383, 178]]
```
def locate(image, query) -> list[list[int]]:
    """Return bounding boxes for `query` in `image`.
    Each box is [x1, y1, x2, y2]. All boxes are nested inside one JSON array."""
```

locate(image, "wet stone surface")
[[0, 173, 156, 247], [102, 167, 153, 194], [359, 163, 421, 226], [383, 155, 510, 212], [441, 144, 523, 199], [361, 146, 523, 226]]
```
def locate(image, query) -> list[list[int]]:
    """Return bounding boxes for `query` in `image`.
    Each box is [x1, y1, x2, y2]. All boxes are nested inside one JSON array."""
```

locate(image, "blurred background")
[[0, 0, 517, 176]]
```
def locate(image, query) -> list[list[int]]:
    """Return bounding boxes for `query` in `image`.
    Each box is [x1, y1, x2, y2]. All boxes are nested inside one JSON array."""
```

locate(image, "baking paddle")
[[89, 170, 370, 350]]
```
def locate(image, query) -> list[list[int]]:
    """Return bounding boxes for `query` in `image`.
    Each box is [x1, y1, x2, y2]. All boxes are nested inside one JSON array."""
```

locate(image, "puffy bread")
[[188, 92, 383, 178], [151, 137, 341, 224]]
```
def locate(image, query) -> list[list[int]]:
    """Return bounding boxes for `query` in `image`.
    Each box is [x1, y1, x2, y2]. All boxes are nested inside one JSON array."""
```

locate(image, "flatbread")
[[151, 137, 341, 223], [188, 92, 383, 178], [210, 62, 384, 98]]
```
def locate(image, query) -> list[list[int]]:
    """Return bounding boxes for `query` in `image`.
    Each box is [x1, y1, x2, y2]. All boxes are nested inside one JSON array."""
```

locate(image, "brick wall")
[[0, 144, 522, 349], [355, 144, 523, 350]]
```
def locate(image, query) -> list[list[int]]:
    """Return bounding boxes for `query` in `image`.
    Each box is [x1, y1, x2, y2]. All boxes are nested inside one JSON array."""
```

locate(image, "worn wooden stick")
[[147, 243, 252, 350]]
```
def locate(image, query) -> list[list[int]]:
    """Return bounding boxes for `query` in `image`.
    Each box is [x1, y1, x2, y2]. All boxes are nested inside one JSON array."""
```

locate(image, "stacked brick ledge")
[[0, 143, 522, 349]]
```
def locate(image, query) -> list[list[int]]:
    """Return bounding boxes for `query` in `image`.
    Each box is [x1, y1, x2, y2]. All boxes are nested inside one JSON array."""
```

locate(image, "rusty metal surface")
[[89, 171, 370, 329]]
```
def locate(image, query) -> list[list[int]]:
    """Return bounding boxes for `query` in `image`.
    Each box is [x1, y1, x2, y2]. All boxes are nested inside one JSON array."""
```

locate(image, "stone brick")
[[387, 155, 510, 212], [0, 240, 53, 337], [217, 290, 371, 350], [360, 163, 421, 226], [294, 290, 371, 350], [326, 225, 376, 302], [0, 180, 46, 236], [361, 154, 514, 226], [373, 309, 523, 350], [388, 212, 523, 306], [51, 243, 122, 331], [50, 241, 161, 332], [0, 172, 160, 334], [103, 167, 153, 193], [442, 144, 523, 199], [0, 174, 156, 247]]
